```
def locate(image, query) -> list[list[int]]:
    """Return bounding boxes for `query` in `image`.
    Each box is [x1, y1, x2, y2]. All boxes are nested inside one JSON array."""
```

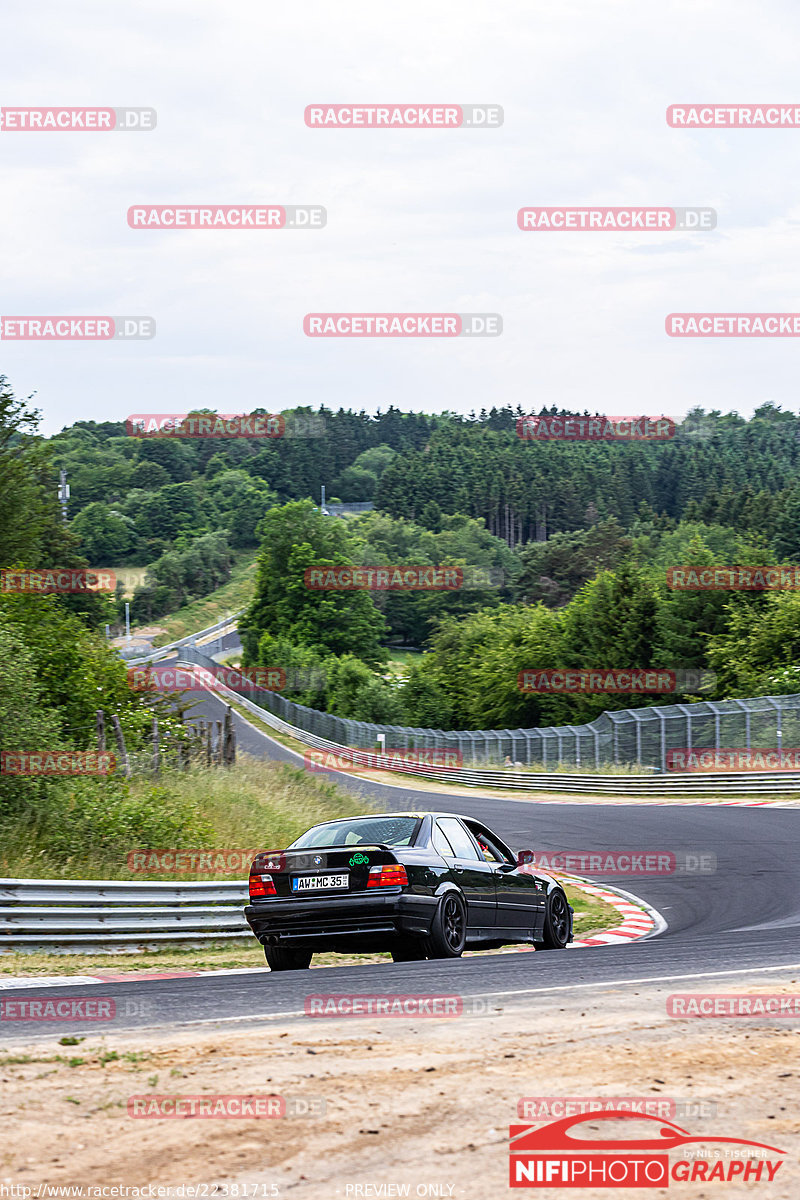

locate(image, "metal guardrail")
[[0, 878, 250, 950], [124, 611, 244, 667], [176, 653, 800, 798]]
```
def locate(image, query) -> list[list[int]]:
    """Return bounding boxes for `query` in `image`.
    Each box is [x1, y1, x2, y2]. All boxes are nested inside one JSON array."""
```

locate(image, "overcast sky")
[[4, 0, 800, 435]]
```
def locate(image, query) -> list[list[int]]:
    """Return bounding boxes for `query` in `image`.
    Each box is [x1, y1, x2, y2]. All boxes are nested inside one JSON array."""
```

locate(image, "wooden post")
[[152, 716, 160, 776], [223, 706, 236, 767], [110, 713, 131, 778], [96, 710, 106, 753], [205, 722, 212, 767], [215, 721, 223, 765]]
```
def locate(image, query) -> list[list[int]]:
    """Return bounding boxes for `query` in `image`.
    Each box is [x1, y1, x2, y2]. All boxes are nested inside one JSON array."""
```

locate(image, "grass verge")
[[149, 554, 257, 647], [0, 756, 364, 881]]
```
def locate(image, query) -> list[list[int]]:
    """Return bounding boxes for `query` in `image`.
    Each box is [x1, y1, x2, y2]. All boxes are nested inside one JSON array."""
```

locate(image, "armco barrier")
[[175, 653, 800, 798], [0, 878, 249, 950], [124, 610, 244, 667]]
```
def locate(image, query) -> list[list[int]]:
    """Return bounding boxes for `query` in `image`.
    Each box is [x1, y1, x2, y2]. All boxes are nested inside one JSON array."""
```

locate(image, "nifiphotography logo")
[[509, 1111, 785, 1187]]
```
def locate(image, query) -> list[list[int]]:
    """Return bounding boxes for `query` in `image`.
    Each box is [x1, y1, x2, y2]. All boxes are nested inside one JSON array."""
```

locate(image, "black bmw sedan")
[[245, 811, 573, 970]]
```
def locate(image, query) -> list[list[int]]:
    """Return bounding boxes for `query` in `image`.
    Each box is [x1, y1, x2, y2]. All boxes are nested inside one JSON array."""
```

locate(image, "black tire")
[[540, 889, 570, 950], [425, 891, 467, 959], [264, 945, 312, 971], [391, 937, 427, 963]]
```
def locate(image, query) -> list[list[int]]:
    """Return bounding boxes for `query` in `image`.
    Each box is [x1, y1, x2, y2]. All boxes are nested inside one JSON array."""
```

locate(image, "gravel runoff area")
[[0, 970, 797, 1198]]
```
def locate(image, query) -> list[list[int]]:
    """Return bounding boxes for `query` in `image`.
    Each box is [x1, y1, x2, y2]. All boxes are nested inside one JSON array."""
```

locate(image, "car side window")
[[432, 822, 456, 858], [438, 818, 481, 861], [465, 823, 513, 865]]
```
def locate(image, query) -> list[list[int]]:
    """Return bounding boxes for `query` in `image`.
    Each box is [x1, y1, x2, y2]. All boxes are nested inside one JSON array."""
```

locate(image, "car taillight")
[[367, 864, 408, 888], [249, 873, 277, 899]]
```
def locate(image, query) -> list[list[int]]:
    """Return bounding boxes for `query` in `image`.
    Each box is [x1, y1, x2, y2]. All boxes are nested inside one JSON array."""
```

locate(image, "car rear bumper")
[[245, 890, 437, 946]]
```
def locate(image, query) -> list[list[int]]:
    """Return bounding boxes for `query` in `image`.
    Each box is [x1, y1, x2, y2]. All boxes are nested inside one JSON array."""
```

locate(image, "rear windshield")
[[289, 816, 421, 849]]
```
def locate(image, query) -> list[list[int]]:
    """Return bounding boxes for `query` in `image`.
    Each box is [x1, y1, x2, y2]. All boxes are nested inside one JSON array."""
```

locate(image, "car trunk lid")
[[249, 844, 403, 898]]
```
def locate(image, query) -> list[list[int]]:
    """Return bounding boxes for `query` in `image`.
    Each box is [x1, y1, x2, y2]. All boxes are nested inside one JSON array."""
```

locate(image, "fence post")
[[215, 721, 223, 765], [223, 706, 236, 766], [152, 716, 160, 776], [110, 713, 131, 778]]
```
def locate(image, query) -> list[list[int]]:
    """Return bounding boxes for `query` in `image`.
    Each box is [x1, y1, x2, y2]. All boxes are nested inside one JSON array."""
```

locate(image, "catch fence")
[[177, 647, 800, 773]]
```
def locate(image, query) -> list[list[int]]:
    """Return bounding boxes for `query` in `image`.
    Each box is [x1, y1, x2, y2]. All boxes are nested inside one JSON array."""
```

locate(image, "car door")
[[463, 819, 546, 937], [436, 817, 497, 934]]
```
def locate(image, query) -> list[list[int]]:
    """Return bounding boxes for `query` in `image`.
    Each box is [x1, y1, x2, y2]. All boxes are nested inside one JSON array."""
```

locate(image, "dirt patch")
[[1, 974, 797, 1197]]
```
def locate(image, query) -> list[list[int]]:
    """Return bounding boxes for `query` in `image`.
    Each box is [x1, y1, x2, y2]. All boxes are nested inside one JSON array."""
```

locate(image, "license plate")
[[292, 873, 349, 891]]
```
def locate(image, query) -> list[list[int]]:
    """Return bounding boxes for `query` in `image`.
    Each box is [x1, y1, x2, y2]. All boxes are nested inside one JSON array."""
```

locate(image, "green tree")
[[0, 595, 137, 744], [242, 500, 385, 665], [71, 503, 137, 564], [773, 486, 800, 560], [324, 655, 403, 722], [0, 378, 76, 567], [0, 613, 65, 815]]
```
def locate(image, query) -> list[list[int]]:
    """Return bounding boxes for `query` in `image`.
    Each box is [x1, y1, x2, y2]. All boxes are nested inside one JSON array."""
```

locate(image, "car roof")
[[308, 811, 476, 825]]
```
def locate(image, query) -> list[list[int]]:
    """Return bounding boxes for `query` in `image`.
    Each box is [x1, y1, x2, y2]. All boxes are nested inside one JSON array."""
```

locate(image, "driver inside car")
[[475, 832, 499, 863]]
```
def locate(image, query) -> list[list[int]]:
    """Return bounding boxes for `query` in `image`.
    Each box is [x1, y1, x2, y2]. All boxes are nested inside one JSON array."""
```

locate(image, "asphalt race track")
[[3, 682, 799, 1039]]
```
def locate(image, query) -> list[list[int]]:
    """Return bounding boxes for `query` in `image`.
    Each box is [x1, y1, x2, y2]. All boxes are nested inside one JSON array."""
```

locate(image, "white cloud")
[[2, 0, 800, 432]]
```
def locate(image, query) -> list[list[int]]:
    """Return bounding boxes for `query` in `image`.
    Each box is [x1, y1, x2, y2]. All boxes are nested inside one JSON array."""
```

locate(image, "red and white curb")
[[558, 874, 665, 946]]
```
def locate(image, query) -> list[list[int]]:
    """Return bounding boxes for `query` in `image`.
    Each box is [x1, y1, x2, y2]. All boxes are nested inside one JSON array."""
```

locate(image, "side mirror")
[[516, 849, 534, 866]]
